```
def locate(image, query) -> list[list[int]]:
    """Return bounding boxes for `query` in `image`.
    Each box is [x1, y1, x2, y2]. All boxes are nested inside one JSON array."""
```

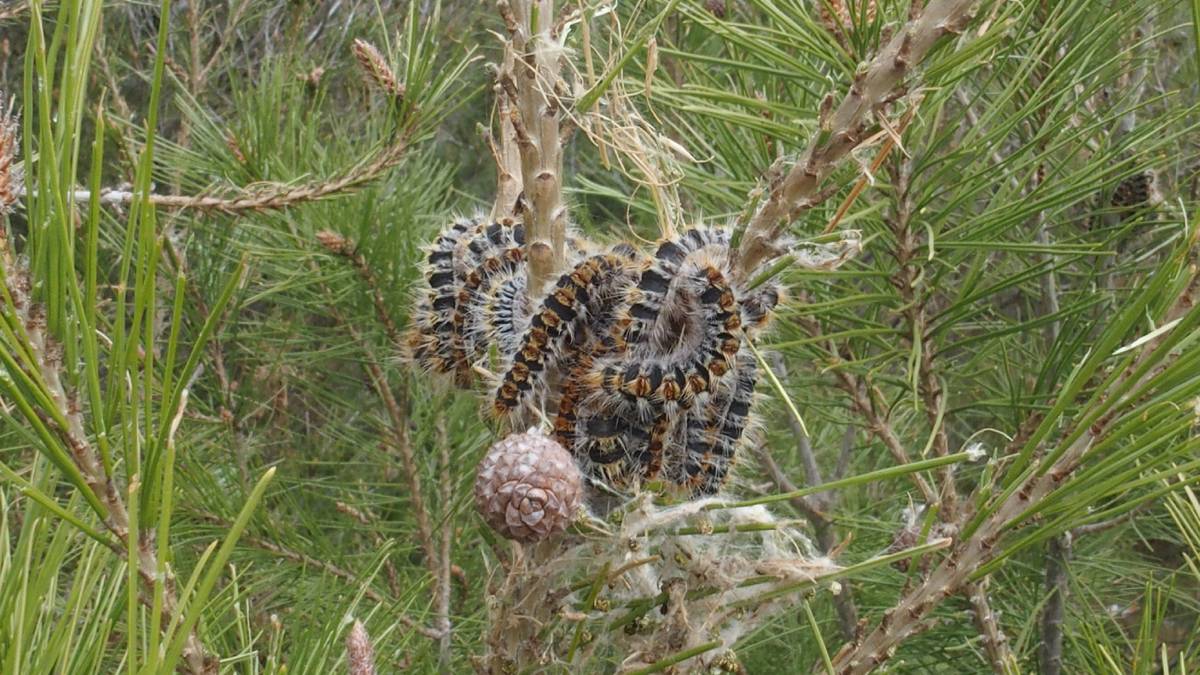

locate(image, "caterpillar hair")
[[406, 216, 479, 378], [586, 260, 742, 420], [493, 251, 639, 421], [676, 351, 759, 496], [454, 222, 526, 371]]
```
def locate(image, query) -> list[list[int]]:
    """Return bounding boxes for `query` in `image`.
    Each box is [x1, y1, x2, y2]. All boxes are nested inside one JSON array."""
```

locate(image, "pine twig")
[[736, 0, 989, 278], [828, 264, 1200, 673], [358, 345, 439, 573], [887, 157, 959, 517], [307, 235, 447, 648], [497, 0, 571, 297], [434, 417, 455, 673], [753, 442, 859, 640], [488, 43, 525, 222], [1038, 533, 1071, 675], [965, 579, 1017, 674], [790, 308, 937, 504], [838, 370, 938, 505], [314, 231, 405, 348], [190, 510, 442, 640], [18, 137, 412, 215]]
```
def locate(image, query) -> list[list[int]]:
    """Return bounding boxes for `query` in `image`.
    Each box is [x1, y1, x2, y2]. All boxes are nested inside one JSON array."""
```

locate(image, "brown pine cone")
[[474, 429, 583, 543], [1111, 171, 1153, 212], [817, 0, 877, 46]]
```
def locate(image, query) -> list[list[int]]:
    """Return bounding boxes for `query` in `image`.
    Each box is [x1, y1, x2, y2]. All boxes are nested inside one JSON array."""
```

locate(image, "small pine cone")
[[817, 0, 877, 44], [1111, 171, 1153, 212], [474, 429, 582, 543]]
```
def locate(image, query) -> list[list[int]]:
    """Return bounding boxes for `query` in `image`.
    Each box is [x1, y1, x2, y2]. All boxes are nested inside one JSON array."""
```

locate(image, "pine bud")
[[352, 39, 405, 99], [345, 620, 377, 675], [474, 429, 582, 543]]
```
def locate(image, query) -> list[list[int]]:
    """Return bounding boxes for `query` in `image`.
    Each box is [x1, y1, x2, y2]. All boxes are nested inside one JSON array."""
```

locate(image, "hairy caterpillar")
[[406, 217, 479, 380], [493, 248, 640, 420], [409, 218, 785, 498], [454, 222, 526, 371]]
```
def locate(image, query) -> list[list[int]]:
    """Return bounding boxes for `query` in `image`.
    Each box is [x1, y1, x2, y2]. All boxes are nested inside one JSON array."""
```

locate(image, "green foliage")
[[0, 0, 1198, 672]]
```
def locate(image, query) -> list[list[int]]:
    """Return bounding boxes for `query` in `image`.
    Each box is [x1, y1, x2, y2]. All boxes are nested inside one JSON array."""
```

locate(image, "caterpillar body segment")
[[454, 223, 526, 369], [482, 271, 530, 361], [739, 280, 785, 337], [439, 221, 527, 384], [566, 406, 669, 491], [676, 352, 760, 496], [586, 260, 743, 418], [621, 227, 734, 349], [493, 250, 640, 420], [406, 217, 480, 378]]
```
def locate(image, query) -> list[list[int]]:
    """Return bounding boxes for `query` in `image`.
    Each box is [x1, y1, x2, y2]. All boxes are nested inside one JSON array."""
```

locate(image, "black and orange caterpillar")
[[493, 247, 642, 421], [407, 217, 478, 384], [409, 219, 783, 498]]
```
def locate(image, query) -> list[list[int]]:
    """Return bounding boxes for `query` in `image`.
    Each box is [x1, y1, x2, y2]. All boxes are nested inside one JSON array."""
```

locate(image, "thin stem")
[[1038, 533, 1071, 675], [435, 416, 454, 673], [16, 136, 412, 216]]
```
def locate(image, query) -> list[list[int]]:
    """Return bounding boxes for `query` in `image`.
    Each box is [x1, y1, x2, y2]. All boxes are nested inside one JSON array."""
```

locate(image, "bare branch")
[[497, 0, 571, 297]]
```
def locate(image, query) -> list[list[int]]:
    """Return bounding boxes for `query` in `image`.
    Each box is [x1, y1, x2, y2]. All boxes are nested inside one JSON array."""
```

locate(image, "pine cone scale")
[[475, 429, 582, 542]]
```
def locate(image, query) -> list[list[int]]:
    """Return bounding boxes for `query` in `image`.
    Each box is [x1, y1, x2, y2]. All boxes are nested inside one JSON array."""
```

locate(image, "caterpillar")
[[675, 351, 759, 496], [408, 217, 784, 499], [586, 256, 743, 423], [622, 228, 731, 349], [406, 217, 479, 379], [481, 270, 530, 362], [454, 222, 526, 371], [493, 249, 640, 420]]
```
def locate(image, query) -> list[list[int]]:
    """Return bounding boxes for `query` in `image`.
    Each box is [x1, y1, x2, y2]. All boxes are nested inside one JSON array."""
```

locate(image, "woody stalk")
[[496, 0, 572, 297], [734, 0, 990, 279]]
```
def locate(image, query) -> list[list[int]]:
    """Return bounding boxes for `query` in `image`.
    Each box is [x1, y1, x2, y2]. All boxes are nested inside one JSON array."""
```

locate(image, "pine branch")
[[18, 137, 412, 215], [314, 231, 405, 348], [188, 510, 443, 640], [0, 231, 215, 674], [966, 579, 1016, 674], [753, 442, 859, 640], [828, 261, 1200, 673], [736, 0, 991, 278], [488, 44, 525, 222], [434, 417, 455, 672], [1038, 533, 1071, 675]]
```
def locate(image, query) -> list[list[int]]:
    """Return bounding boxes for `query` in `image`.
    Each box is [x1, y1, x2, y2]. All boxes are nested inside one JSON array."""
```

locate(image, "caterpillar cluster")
[[406, 217, 783, 498]]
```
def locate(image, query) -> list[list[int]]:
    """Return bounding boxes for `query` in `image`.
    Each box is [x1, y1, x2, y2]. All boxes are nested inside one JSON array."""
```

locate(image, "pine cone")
[[817, 0, 877, 46], [1111, 171, 1153, 212], [474, 429, 582, 543]]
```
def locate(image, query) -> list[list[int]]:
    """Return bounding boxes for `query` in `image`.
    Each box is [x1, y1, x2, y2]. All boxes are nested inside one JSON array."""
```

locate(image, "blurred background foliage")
[[0, 0, 1198, 672]]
